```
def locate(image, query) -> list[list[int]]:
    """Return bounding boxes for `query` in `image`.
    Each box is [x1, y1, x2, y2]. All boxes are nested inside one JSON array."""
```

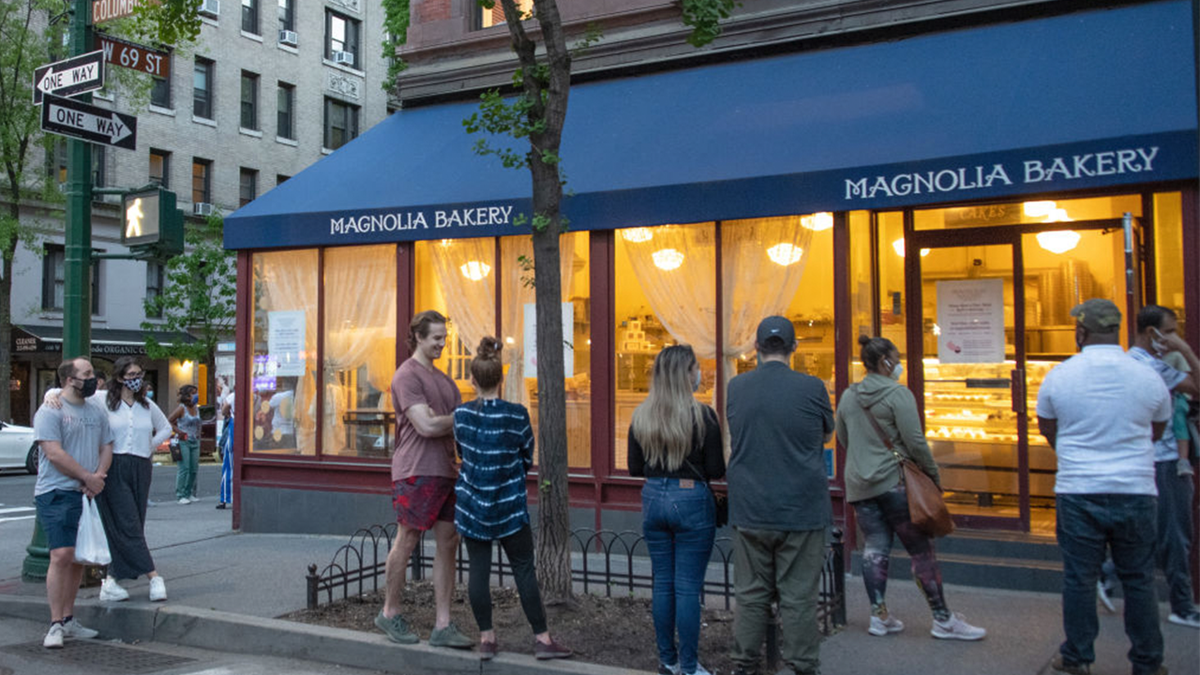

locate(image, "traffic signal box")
[[121, 186, 184, 261]]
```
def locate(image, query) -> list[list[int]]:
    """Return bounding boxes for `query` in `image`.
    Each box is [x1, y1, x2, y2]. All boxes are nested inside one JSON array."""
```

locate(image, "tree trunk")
[[0, 200, 20, 422]]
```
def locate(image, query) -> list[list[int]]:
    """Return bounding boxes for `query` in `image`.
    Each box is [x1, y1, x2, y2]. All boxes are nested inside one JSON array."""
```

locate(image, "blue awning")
[[225, 0, 1198, 250]]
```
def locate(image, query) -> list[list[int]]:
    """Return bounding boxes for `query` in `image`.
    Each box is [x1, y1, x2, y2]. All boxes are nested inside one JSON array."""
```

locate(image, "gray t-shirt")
[[726, 360, 835, 531], [33, 398, 114, 496]]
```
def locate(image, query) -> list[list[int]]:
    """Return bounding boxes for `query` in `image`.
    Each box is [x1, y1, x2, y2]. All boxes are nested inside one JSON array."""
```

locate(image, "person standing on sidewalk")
[[217, 388, 235, 510], [33, 357, 113, 648], [167, 385, 202, 504], [452, 337, 571, 661], [1038, 298, 1172, 675], [836, 335, 986, 641], [724, 316, 834, 675], [42, 357, 173, 603], [1127, 305, 1200, 629], [375, 310, 472, 649], [629, 344, 725, 675]]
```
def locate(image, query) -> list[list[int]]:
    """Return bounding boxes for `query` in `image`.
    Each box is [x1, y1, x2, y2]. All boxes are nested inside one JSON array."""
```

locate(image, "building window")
[[239, 168, 257, 206], [241, 0, 258, 34], [477, 0, 531, 28], [193, 57, 214, 119], [276, 82, 294, 139], [276, 174, 290, 185], [92, 146, 105, 188], [42, 244, 100, 314], [241, 71, 259, 130], [45, 140, 104, 189], [323, 98, 358, 150], [278, 0, 293, 32], [325, 11, 359, 67], [150, 74, 171, 108], [145, 261, 165, 318], [192, 158, 212, 204], [149, 149, 170, 188]]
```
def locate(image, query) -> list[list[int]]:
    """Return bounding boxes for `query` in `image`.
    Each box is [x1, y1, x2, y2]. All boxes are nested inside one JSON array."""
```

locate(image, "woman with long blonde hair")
[[628, 344, 725, 675]]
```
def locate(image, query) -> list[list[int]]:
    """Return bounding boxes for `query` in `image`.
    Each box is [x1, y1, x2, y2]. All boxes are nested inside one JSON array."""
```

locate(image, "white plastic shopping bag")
[[74, 494, 111, 565]]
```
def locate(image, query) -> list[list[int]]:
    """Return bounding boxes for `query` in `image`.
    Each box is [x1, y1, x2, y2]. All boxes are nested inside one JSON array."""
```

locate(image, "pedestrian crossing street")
[[0, 504, 36, 524]]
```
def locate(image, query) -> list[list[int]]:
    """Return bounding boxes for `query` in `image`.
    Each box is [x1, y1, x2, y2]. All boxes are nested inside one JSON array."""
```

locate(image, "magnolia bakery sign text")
[[330, 204, 515, 236], [844, 146, 1160, 202]]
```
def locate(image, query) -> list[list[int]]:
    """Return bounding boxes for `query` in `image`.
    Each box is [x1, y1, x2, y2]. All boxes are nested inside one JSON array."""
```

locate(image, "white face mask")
[[693, 367, 702, 392], [885, 359, 903, 381]]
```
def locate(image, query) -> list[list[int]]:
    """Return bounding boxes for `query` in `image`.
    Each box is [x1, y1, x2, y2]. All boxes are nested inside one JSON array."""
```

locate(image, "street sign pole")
[[26, 0, 94, 584]]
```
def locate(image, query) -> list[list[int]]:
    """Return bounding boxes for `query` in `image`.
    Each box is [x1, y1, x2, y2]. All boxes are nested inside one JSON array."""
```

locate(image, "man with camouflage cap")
[[1037, 298, 1173, 675]]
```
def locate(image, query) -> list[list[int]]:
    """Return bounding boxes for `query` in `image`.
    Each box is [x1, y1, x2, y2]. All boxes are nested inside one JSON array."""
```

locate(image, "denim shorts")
[[35, 489, 83, 550]]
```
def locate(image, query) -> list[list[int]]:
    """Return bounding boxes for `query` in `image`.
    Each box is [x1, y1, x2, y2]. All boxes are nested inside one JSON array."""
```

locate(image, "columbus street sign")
[[32, 50, 105, 105], [40, 93, 137, 150]]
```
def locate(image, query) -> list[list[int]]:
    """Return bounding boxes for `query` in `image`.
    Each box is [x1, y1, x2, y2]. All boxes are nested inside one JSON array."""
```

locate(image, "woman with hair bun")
[[452, 336, 571, 661], [835, 335, 985, 641]]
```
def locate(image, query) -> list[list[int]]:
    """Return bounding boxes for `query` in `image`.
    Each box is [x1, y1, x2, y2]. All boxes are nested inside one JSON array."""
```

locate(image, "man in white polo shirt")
[[1037, 298, 1172, 675]]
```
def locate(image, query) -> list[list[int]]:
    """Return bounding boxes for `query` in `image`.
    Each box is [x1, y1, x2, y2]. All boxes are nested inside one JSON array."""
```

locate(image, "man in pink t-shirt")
[[375, 310, 471, 649]]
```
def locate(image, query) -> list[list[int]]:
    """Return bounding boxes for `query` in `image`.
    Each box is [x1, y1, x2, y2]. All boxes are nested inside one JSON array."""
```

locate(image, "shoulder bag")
[[683, 408, 727, 527], [856, 394, 954, 538]]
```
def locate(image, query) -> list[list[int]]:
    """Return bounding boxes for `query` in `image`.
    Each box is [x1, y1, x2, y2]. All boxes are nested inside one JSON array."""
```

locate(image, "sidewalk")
[[2, 497, 1197, 675]]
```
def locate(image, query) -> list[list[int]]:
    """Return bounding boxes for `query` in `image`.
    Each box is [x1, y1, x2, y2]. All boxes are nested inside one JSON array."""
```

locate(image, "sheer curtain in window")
[[428, 238, 495, 362], [254, 249, 318, 454]]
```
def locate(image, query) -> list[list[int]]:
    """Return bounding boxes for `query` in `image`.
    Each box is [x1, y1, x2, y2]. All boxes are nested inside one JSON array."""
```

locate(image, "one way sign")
[[41, 93, 137, 151], [33, 50, 105, 105]]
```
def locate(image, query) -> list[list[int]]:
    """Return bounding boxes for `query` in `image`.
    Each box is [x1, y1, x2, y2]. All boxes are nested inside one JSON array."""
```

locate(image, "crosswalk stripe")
[[0, 506, 35, 515], [0, 515, 36, 523]]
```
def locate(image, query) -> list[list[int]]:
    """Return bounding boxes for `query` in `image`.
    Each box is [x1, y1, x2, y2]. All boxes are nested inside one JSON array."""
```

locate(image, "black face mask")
[[77, 377, 98, 398]]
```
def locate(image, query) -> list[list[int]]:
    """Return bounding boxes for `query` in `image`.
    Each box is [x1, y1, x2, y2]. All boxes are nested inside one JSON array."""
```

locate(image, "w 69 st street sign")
[[41, 93, 137, 150]]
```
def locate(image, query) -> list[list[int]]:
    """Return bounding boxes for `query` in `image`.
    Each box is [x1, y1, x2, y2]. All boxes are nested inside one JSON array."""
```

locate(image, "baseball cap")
[[1069, 298, 1122, 333], [756, 315, 795, 346]]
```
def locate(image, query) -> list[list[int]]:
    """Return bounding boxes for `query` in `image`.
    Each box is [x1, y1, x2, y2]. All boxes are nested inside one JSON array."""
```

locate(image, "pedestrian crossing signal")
[[121, 186, 184, 260]]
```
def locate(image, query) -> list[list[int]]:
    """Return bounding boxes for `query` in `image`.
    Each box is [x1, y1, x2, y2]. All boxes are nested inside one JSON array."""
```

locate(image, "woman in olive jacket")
[[836, 335, 985, 642]]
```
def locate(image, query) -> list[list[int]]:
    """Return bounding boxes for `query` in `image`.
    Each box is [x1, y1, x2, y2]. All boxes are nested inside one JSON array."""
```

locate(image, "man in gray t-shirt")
[[33, 358, 114, 649]]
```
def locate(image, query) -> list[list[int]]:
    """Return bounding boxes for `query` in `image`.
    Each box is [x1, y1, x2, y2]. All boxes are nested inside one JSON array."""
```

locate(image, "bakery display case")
[[923, 359, 1058, 505]]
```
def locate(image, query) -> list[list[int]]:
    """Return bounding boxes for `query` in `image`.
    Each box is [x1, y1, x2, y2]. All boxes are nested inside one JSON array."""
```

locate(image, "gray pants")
[[730, 528, 825, 675], [96, 453, 156, 580]]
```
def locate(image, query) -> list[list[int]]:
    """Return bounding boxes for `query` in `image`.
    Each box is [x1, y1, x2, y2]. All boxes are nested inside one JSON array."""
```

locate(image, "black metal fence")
[[307, 526, 845, 634]]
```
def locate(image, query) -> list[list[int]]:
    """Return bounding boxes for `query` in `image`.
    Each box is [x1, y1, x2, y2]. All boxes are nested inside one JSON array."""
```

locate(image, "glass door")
[[915, 242, 1028, 531]]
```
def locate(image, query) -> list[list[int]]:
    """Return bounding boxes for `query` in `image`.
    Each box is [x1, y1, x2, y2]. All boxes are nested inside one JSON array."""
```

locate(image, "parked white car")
[[0, 421, 38, 474]]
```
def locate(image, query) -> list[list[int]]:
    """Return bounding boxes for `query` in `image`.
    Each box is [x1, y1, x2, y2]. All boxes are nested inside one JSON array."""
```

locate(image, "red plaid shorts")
[[391, 476, 456, 531]]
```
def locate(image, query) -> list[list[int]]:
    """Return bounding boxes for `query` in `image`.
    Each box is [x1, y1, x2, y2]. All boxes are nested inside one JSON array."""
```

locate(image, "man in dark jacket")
[[725, 316, 834, 675]]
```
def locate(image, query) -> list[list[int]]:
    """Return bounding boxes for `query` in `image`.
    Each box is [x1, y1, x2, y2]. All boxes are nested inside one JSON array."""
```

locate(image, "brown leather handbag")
[[857, 396, 955, 538]]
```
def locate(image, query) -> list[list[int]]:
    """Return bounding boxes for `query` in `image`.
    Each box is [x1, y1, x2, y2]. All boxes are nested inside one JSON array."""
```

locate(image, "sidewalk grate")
[[1, 640, 196, 673]]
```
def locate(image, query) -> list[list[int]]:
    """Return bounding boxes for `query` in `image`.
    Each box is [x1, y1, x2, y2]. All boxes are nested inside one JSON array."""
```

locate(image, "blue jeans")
[[1056, 494, 1162, 675], [642, 478, 716, 675], [1155, 460, 1196, 617]]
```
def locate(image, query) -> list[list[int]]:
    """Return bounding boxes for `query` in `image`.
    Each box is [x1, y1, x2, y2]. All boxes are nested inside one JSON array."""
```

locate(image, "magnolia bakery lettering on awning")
[[330, 204, 516, 237], [844, 146, 1160, 202]]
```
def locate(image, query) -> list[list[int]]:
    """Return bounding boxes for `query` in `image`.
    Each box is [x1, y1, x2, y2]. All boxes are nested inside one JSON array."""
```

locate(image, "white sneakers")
[[868, 614, 905, 636], [178, 497, 192, 504], [42, 622, 64, 648], [149, 576, 168, 602], [1097, 580, 1116, 613], [99, 577, 130, 602], [1168, 611, 1200, 628], [102, 576, 167, 602], [931, 612, 987, 640]]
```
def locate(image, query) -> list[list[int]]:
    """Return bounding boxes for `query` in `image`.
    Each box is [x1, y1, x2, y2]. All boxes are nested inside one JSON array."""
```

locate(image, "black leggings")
[[464, 523, 548, 634]]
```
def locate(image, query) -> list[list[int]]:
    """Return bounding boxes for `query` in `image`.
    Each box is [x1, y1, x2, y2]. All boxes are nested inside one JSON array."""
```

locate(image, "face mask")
[[192, 394, 200, 405], [124, 377, 143, 392], [78, 377, 98, 397], [884, 360, 903, 381], [147, 390, 155, 400], [693, 368, 702, 392]]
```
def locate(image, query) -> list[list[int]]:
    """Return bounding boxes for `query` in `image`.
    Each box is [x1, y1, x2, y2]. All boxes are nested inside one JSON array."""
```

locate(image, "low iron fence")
[[307, 525, 846, 634]]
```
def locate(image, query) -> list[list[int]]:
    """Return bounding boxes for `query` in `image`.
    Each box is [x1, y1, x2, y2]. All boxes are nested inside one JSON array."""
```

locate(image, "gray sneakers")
[[428, 622, 474, 649], [931, 612, 986, 640], [374, 611, 418, 644]]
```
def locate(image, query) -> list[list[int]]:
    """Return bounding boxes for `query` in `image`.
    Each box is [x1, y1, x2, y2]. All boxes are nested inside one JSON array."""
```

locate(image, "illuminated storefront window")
[[250, 249, 318, 455], [414, 238, 496, 399], [322, 245, 397, 458]]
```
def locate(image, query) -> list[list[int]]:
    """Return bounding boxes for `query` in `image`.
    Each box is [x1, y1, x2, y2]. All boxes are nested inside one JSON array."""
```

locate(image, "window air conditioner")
[[332, 50, 354, 66], [194, 202, 214, 216], [198, 0, 219, 17], [278, 30, 298, 46]]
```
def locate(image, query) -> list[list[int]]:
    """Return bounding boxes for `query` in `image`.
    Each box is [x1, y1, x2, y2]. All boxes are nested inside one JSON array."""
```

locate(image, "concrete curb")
[[0, 595, 639, 675]]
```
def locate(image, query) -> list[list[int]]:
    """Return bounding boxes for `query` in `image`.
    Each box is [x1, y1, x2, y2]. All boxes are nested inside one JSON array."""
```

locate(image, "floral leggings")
[[853, 484, 951, 621]]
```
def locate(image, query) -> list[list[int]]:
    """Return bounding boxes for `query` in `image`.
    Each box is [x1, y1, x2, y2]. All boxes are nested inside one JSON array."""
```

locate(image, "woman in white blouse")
[[47, 356, 173, 602]]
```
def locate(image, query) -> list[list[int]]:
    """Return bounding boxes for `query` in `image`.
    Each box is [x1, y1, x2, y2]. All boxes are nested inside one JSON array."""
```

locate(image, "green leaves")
[[680, 0, 737, 47], [380, 0, 410, 91], [131, 0, 202, 46]]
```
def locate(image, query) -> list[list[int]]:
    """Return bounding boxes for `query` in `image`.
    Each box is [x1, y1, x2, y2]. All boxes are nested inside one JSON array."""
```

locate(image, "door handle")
[[1010, 369, 1025, 414]]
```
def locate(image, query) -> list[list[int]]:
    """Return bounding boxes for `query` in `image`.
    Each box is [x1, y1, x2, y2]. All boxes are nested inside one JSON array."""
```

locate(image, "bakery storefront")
[[224, 0, 1198, 537]]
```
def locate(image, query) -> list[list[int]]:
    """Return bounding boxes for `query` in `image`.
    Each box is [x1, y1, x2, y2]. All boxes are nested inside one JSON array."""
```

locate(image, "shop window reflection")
[[322, 245, 397, 458], [250, 249, 318, 455], [1153, 192, 1185, 331], [501, 233, 590, 469], [615, 223, 716, 471]]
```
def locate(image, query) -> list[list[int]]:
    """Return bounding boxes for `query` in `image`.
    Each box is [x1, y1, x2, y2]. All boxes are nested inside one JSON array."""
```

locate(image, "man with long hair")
[[375, 310, 472, 649]]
